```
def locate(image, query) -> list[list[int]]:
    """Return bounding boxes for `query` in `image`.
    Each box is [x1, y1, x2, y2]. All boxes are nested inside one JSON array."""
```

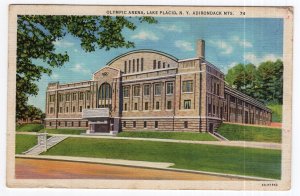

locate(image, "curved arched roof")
[[106, 49, 178, 66]]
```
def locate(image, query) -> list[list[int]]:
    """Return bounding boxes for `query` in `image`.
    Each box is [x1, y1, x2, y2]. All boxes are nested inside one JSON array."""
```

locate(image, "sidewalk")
[[16, 132, 281, 150]]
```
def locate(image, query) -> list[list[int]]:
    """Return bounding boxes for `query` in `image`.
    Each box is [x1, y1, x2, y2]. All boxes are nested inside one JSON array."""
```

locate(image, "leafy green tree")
[[25, 105, 45, 121], [225, 59, 283, 104], [256, 60, 283, 104], [225, 63, 257, 97], [16, 15, 156, 120]]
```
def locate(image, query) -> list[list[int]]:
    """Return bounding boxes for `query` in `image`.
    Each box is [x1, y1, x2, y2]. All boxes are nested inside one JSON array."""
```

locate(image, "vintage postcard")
[[7, 5, 293, 190]]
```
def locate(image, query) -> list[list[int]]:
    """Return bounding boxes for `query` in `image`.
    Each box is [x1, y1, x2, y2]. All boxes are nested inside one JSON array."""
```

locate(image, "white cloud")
[[174, 40, 194, 51], [244, 53, 282, 65], [70, 63, 91, 74], [53, 39, 75, 47], [157, 24, 182, 33], [209, 40, 233, 55], [131, 31, 159, 41], [231, 36, 253, 48]]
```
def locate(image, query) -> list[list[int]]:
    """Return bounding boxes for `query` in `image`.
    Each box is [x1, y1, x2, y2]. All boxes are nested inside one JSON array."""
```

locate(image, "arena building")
[[45, 39, 272, 134]]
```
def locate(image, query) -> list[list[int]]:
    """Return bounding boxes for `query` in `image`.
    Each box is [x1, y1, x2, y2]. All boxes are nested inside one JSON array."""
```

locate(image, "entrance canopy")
[[82, 108, 109, 119]]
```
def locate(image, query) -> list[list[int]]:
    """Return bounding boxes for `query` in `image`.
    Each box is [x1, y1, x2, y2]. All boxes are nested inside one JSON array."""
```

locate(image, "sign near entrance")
[[82, 108, 109, 118]]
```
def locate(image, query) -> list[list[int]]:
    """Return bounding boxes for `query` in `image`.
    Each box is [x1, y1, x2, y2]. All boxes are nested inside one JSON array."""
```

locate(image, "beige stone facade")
[[45, 40, 272, 133]]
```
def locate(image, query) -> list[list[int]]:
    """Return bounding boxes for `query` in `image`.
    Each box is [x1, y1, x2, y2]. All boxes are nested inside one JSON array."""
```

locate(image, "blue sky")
[[28, 17, 283, 111]]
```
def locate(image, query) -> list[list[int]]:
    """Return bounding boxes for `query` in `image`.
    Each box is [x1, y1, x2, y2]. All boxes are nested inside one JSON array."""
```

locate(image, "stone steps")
[[22, 135, 68, 155]]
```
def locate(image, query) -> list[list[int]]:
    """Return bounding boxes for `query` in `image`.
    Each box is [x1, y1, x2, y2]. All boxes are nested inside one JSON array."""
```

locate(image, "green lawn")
[[43, 137, 281, 179], [39, 128, 86, 135], [15, 134, 37, 154], [267, 104, 282, 122], [16, 123, 44, 132], [217, 123, 282, 143], [117, 131, 217, 141]]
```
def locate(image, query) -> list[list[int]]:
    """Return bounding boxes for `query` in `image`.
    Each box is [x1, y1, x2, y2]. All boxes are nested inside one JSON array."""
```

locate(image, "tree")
[[256, 60, 283, 104], [16, 15, 157, 120], [225, 63, 257, 97], [225, 60, 283, 104]]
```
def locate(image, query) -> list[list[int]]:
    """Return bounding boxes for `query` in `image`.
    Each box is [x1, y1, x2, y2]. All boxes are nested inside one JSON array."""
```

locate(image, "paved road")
[[15, 158, 241, 180], [17, 132, 281, 150]]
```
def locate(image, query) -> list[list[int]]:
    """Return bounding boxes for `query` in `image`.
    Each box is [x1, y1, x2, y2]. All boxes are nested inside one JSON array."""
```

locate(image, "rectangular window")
[[208, 103, 212, 114], [133, 121, 136, 128], [124, 61, 127, 73], [155, 121, 158, 128], [128, 60, 131, 73], [123, 86, 129, 97], [167, 101, 172, 110], [168, 64, 170, 68], [230, 96, 236, 103], [58, 94, 63, 102], [66, 107, 69, 113], [184, 121, 188, 128], [49, 122, 52, 126], [124, 103, 127, 111], [49, 95, 55, 102], [214, 83, 216, 94], [50, 107, 54, 113], [182, 80, 193, 93], [144, 102, 149, 110], [141, 58, 144, 71], [153, 60, 156, 69], [86, 91, 91, 100], [133, 59, 135, 72], [217, 84, 220, 95], [137, 59, 139, 72], [79, 106, 83, 112], [144, 84, 150, 96], [154, 83, 162, 95], [66, 94, 70, 101], [166, 82, 174, 95], [155, 101, 160, 110], [163, 62, 165, 68], [123, 121, 126, 127], [87, 105, 90, 109], [79, 92, 84, 100], [134, 103, 138, 110], [144, 121, 147, 128], [213, 105, 216, 114], [158, 61, 161, 69], [133, 85, 140, 96], [72, 93, 77, 101], [184, 100, 191, 109], [59, 107, 63, 113], [73, 106, 76, 113]]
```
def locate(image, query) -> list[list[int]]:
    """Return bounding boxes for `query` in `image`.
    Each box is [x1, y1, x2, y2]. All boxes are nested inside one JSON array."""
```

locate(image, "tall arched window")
[[98, 82, 112, 109]]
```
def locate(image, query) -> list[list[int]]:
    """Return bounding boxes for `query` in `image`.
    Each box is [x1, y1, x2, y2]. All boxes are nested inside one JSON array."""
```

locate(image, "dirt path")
[[15, 158, 241, 180]]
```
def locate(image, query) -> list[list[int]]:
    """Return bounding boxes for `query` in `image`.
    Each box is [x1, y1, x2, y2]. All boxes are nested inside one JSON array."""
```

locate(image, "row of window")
[[123, 80, 193, 97], [49, 105, 90, 114], [49, 121, 88, 127], [124, 58, 144, 74], [49, 91, 91, 103], [153, 60, 170, 69], [123, 121, 189, 129], [123, 99, 191, 111]]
